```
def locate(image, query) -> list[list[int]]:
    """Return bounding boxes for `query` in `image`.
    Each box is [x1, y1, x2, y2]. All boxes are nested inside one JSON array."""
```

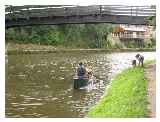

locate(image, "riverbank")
[[87, 66, 148, 118], [6, 43, 155, 55], [87, 60, 156, 118]]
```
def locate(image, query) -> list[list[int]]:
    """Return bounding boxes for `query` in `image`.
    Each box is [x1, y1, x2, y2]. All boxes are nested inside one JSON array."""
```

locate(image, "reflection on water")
[[6, 51, 155, 117]]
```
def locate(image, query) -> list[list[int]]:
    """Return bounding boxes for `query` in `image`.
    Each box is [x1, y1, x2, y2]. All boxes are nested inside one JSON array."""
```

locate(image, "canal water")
[[5, 51, 155, 117]]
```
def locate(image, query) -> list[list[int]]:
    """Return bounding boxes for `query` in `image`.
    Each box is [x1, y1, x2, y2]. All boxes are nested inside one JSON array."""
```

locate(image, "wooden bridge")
[[5, 5, 156, 28]]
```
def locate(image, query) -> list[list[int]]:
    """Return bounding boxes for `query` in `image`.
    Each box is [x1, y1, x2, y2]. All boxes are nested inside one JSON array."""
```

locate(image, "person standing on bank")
[[135, 54, 144, 67]]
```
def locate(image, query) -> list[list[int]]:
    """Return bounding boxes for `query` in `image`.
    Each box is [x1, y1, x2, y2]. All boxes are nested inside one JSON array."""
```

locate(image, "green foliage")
[[87, 67, 148, 117], [144, 59, 156, 65], [144, 5, 156, 27], [144, 39, 152, 48], [123, 40, 142, 48], [5, 24, 114, 48], [105, 40, 113, 48], [6, 24, 154, 49], [113, 43, 123, 49], [145, 16, 156, 27], [144, 38, 156, 48], [150, 37, 156, 47]]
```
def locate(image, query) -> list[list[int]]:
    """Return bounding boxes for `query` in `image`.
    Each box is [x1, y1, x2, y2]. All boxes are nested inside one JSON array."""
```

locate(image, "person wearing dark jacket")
[[77, 62, 87, 77], [135, 54, 144, 67]]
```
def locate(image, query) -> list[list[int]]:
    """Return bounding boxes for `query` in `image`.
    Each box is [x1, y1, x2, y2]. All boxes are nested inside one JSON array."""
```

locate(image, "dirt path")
[[144, 64, 156, 117]]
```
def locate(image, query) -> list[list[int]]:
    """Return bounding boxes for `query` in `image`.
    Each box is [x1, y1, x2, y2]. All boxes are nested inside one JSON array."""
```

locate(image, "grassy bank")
[[87, 67, 148, 118], [144, 60, 156, 65]]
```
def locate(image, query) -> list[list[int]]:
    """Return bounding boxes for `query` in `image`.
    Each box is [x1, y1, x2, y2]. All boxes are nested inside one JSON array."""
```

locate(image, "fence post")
[[100, 5, 102, 15]]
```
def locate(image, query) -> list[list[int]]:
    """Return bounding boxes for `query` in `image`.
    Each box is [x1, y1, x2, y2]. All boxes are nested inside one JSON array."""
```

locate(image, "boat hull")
[[73, 78, 88, 89]]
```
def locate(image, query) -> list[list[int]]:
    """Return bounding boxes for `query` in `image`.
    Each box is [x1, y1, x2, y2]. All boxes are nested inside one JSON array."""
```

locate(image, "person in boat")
[[77, 62, 87, 78]]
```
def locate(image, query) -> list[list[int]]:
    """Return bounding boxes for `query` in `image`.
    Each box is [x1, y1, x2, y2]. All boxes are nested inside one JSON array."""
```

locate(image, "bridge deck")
[[5, 5, 156, 28]]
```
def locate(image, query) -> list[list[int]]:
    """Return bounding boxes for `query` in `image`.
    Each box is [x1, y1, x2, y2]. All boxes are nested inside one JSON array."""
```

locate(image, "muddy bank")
[[6, 43, 155, 55]]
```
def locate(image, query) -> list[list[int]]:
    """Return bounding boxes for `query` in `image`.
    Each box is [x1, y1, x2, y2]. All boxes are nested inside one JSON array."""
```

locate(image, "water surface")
[[6, 51, 155, 117]]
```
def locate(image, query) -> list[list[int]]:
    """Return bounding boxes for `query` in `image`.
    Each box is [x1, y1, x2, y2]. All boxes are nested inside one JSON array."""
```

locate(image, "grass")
[[87, 67, 148, 118], [144, 59, 156, 65]]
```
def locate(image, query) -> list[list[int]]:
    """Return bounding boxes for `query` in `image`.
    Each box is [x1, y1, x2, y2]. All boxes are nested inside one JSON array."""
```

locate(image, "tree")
[[145, 5, 156, 27]]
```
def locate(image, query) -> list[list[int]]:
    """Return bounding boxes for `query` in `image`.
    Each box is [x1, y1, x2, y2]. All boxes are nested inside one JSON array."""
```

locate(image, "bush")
[[105, 40, 113, 49], [5, 24, 114, 48]]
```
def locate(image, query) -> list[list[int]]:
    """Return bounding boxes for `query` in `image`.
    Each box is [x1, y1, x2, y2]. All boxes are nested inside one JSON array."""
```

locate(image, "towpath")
[[144, 64, 156, 117]]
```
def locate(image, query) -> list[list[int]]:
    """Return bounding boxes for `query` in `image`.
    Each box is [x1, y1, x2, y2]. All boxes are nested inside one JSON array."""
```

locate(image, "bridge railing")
[[5, 5, 156, 20]]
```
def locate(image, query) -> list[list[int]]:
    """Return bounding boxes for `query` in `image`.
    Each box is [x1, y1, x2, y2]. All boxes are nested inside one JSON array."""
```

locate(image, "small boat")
[[73, 75, 89, 89]]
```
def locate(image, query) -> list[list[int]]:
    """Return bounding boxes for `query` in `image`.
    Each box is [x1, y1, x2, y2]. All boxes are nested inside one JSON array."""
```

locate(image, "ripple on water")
[[60, 66, 66, 69], [37, 63, 47, 66], [20, 94, 30, 98], [25, 64, 35, 69], [51, 97, 58, 101], [61, 69, 69, 72], [37, 70, 41, 73], [50, 70, 55, 73], [11, 103, 20, 107], [59, 77, 64, 80], [51, 62, 57, 66], [19, 103, 43, 106], [44, 85, 50, 88], [51, 76, 55, 79], [16, 73, 26, 78], [12, 115, 22, 117], [17, 107, 25, 111]]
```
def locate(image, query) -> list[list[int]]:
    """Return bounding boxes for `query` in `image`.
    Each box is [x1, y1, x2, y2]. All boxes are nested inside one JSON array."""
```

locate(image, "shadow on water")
[[5, 51, 155, 117]]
